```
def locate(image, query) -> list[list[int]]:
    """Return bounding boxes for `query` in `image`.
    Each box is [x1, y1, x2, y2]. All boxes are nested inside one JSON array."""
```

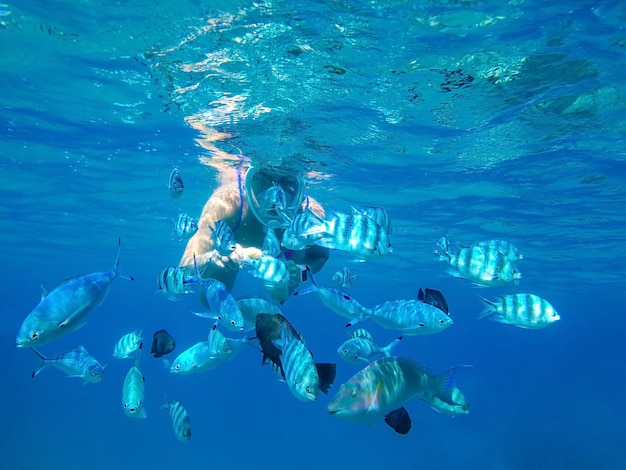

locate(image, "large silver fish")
[[113, 330, 143, 359], [31, 346, 105, 383], [369, 299, 453, 335], [337, 329, 402, 364], [16, 238, 134, 348], [327, 357, 467, 426], [162, 397, 192, 442], [478, 293, 560, 329], [122, 353, 147, 419]]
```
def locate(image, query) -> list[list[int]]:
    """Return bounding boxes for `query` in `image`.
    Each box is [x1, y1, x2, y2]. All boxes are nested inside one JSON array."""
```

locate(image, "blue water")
[[2, 1, 625, 469]]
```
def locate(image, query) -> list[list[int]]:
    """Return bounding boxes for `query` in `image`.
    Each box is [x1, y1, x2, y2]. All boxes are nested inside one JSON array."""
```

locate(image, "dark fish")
[[150, 329, 176, 358], [255, 313, 301, 376], [417, 288, 450, 315], [168, 166, 184, 196], [384, 406, 412, 435]]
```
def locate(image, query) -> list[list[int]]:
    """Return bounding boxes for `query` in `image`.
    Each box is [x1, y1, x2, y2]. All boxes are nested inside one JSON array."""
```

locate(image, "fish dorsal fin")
[[315, 363, 337, 395], [75, 346, 89, 355], [40, 285, 48, 300], [351, 328, 373, 340], [207, 325, 230, 353]]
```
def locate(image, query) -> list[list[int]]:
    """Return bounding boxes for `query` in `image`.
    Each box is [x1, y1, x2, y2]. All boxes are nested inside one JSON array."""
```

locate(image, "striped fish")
[[436, 235, 521, 287], [241, 254, 290, 287], [478, 293, 560, 329], [173, 213, 198, 240], [162, 397, 192, 442], [210, 220, 237, 256], [122, 353, 147, 419], [168, 166, 184, 196], [281, 209, 326, 250], [337, 329, 402, 364], [305, 210, 393, 258], [272, 322, 336, 402], [370, 299, 453, 335], [185, 256, 245, 332], [31, 346, 105, 383], [356, 206, 392, 235], [262, 227, 281, 257], [332, 267, 356, 288], [294, 267, 372, 327], [156, 266, 194, 301], [113, 330, 143, 359], [170, 325, 250, 374], [16, 238, 134, 348]]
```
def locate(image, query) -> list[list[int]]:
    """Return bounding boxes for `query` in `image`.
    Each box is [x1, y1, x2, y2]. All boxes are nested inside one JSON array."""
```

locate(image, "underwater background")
[[1, 1, 625, 469]]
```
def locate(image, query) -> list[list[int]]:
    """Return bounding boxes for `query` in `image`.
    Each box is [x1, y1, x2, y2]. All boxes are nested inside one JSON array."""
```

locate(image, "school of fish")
[[16, 167, 560, 441]]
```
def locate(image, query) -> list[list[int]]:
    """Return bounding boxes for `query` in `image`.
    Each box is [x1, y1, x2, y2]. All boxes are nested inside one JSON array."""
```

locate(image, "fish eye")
[[439, 319, 446, 324], [230, 320, 236, 326], [306, 386, 312, 393], [351, 391, 357, 398], [138, 400, 142, 406], [123, 403, 128, 408], [175, 364, 181, 370], [29, 332, 39, 340], [343, 349, 348, 354], [418, 323, 425, 327]]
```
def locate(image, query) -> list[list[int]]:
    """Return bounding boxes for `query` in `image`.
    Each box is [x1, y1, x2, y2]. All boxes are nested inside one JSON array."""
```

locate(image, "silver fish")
[[31, 346, 105, 383], [332, 267, 356, 288], [16, 238, 134, 348], [328, 357, 467, 426], [478, 293, 560, 329], [156, 266, 194, 301], [113, 330, 143, 359], [235, 296, 282, 332], [370, 299, 453, 335], [210, 220, 237, 256], [174, 213, 198, 240], [122, 354, 147, 419], [337, 329, 402, 364], [168, 166, 184, 195], [162, 397, 192, 442]]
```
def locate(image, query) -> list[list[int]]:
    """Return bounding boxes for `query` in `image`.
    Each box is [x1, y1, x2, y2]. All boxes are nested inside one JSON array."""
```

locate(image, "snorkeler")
[[179, 165, 330, 303]]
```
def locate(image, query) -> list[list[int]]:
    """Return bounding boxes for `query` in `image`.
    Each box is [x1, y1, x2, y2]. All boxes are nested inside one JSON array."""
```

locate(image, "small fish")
[[150, 329, 176, 358], [162, 397, 192, 442], [16, 238, 134, 348], [113, 330, 143, 359], [168, 166, 184, 196], [476, 239, 523, 261], [185, 256, 245, 332], [294, 267, 372, 327], [170, 325, 251, 374], [281, 209, 327, 250], [210, 220, 237, 256], [303, 210, 393, 258], [31, 346, 105, 383], [417, 288, 450, 315], [332, 267, 356, 288], [272, 321, 337, 402], [478, 293, 560, 329], [236, 296, 282, 332], [156, 266, 194, 301], [436, 235, 521, 287], [240, 254, 290, 288], [337, 329, 402, 364], [327, 357, 468, 427], [370, 299, 453, 335], [262, 227, 281, 257], [122, 357, 147, 419], [384, 407, 411, 435], [173, 213, 198, 240]]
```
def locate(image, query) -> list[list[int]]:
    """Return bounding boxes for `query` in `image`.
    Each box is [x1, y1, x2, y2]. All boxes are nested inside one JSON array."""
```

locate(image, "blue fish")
[[173, 213, 198, 240], [168, 166, 184, 196], [31, 346, 105, 383], [210, 220, 237, 256], [16, 238, 134, 348]]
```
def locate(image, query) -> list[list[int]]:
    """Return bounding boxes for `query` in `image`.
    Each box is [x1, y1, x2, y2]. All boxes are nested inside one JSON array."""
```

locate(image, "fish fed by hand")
[[369, 298, 453, 335], [478, 293, 560, 329], [271, 320, 337, 402], [113, 330, 143, 359], [31, 346, 105, 383], [435, 235, 521, 287], [162, 397, 192, 442], [173, 213, 198, 240], [122, 352, 147, 419], [168, 166, 184, 196], [210, 220, 237, 256], [150, 329, 176, 358], [16, 238, 134, 348], [170, 325, 252, 374], [337, 329, 402, 364], [327, 356, 469, 430], [332, 267, 356, 288], [156, 266, 195, 301]]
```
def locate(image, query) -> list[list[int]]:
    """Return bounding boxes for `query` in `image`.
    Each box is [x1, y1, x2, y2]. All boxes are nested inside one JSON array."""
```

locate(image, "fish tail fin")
[[30, 348, 48, 378], [437, 365, 473, 405], [133, 347, 142, 368], [477, 295, 497, 319], [382, 336, 403, 356], [292, 265, 319, 297], [161, 395, 171, 411], [315, 363, 337, 395], [113, 237, 135, 281], [345, 308, 372, 328]]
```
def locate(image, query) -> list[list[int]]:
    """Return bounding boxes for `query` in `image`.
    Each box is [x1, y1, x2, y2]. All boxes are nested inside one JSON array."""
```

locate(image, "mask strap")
[[233, 153, 245, 232]]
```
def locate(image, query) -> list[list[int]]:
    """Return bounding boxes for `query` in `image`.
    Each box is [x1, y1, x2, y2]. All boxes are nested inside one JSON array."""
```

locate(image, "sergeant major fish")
[[210, 220, 237, 256], [122, 352, 147, 418], [476, 239, 523, 261], [156, 266, 194, 301], [173, 213, 198, 240], [16, 238, 134, 348], [478, 293, 560, 329], [332, 267, 356, 288], [113, 330, 143, 359], [337, 329, 402, 364], [162, 397, 192, 442], [31, 346, 105, 383], [255, 313, 302, 375]]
